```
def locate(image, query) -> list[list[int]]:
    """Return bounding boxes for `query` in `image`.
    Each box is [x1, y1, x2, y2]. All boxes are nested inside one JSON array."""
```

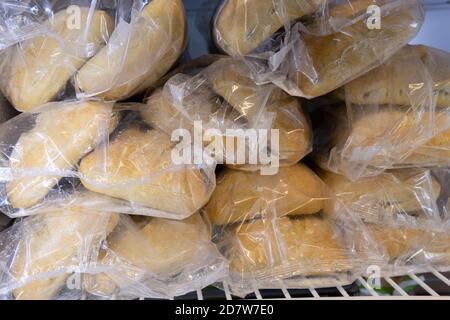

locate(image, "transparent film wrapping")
[[143, 56, 313, 174], [314, 45, 450, 180], [83, 212, 228, 300], [0, 0, 187, 112], [0, 100, 216, 219], [213, 0, 424, 98], [202, 163, 375, 297], [320, 168, 450, 276], [0, 196, 227, 300]]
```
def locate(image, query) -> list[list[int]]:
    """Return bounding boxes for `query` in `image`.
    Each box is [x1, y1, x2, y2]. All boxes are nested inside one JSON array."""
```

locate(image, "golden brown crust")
[[321, 169, 441, 223], [228, 216, 352, 275], [214, 0, 325, 56], [205, 164, 327, 226], [337, 45, 450, 107], [207, 59, 312, 167], [366, 224, 428, 262], [6, 101, 118, 209], [1, 9, 113, 111], [79, 127, 211, 216], [298, 6, 421, 98], [11, 202, 118, 300], [84, 213, 212, 296], [75, 0, 186, 101]]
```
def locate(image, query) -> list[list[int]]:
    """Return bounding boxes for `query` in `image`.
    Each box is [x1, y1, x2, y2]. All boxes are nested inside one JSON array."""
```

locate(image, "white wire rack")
[[173, 268, 450, 300]]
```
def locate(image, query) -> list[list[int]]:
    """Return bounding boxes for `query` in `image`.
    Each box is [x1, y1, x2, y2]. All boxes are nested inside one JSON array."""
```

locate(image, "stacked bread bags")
[[0, 0, 215, 220], [321, 168, 450, 276], [0, 193, 119, 300], [315, 45, 450, 179], [313, 45, 450, 275], [142, 56, 313, 173], [203, 164, 376, 297], [0, 1, 228, 299], [213, 0, 424, 98], [0, 191, 228, 300], [139, 55, 367, 295], [0, 0, 187, 112]]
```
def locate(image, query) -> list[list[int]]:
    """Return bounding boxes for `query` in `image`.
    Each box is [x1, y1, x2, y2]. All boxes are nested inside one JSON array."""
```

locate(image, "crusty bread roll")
[[84, 213, 214, 297], [334, 45, 450, 107], [207, 59, 312, 168], [227, 216, 353, 276], [316, 104, 450, 173], [214, 0, 324, 56], [321, 169, 441, 225], [0, 8, 113, 112], [142, 60, 312, 170], [296, 3, 422, 98], [6, 101, 118, 209], [79, 126, 212, 217], [141, 74, 239, 136], [205, 164, 326, 225], [214, 0, 422, 98], [75, 0, 186, 101], [365, 224, 429, 263], [10, 202, 119, 300]]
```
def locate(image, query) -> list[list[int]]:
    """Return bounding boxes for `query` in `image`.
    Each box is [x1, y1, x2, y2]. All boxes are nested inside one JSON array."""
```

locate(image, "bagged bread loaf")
[[0, 100, 118, 216], [321, 168, 450, 275], [75, 0, 186, 101], [79, 124, 215, 219], [0, 194, 119, 300], [315, 45, 450, 179], [321, 169, 443, 229], [362, 225, 450, 275], [205, 164, 327, 225], [214, 0, 424, 98], [0, 0, 186, 110], [142, 57, 312, 173], [0, 7, 113, 111], [203, 162, 369, 296], [84, 213, 228, 299], [221, 215, 356, 295]]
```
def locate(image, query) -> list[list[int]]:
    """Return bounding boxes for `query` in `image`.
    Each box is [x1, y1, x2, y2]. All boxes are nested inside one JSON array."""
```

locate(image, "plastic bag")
[[314, 45, 450, 179], [78, 121, 216, 219], [203, 163, 369, 296], [0, 195, 227, 300], [362, 225, 450, 276], [0, 0, 187, 112], [0, 101, 215, 219], [0, 197, 119, 300], [321, 169, 444, 230], [320, 168, 450, 276], [143, 56, 313, 174], [0, 100, 118, 216], [213, 0, 424, 98], [83, 212, 228, 300]]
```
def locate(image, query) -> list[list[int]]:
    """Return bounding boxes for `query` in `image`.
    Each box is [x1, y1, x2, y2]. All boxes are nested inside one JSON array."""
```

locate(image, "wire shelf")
[[168, 267, 450, 300]]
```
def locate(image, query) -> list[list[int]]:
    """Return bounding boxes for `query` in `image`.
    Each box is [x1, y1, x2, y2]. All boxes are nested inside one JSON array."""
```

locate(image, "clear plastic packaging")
[[203, 163, 371, 296], [0, 0, 187, 112], [321, 168, 444, 230], [0, 101, 215, 219], [142, 56, 313, 173], [0, 197, 119, 300], [83, 212, 228, 300], [0, 100, 118, 216], [213, 0, 424, 98], [78, 121, 216, 220], [314, 45, 450, 179], [0, 196, 227, 300], [320, 168, 450, 276]]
